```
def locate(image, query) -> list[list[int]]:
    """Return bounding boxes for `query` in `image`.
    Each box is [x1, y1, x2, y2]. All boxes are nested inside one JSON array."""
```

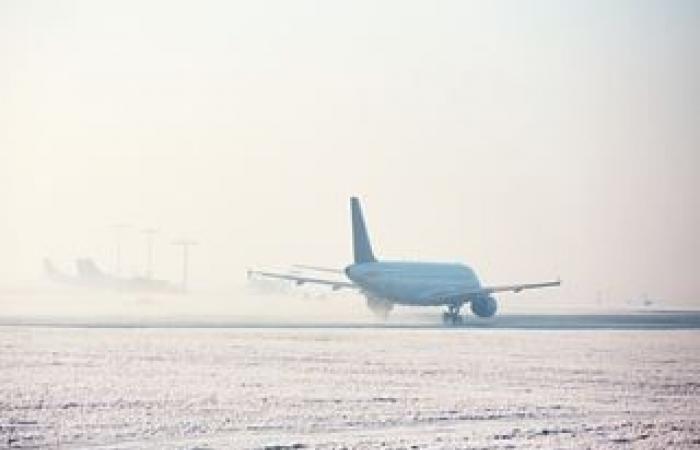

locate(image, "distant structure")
[[44, 257, 179, 293], [142, 228, 158, 279], [112, 223, 129, 275], [172, 239, 198, 292]]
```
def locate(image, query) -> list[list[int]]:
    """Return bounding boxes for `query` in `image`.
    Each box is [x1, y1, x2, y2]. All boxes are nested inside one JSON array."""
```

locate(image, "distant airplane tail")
[[76, 258, 104, 279], [44, 258, 74, 284], [43, 258, 60, 278], [351, 197, 377, 264]]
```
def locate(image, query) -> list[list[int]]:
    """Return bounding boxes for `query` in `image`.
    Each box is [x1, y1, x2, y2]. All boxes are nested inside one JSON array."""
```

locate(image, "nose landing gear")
[[442, 304, 463, 326]]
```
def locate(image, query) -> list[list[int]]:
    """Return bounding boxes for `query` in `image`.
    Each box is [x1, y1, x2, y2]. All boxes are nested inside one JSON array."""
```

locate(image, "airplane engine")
[[366, 296, 393, 319], [470, 295, 498, 318]]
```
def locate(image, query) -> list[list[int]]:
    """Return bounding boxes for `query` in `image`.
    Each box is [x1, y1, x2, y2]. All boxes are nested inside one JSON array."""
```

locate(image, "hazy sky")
[[1, 1, 698, 303]]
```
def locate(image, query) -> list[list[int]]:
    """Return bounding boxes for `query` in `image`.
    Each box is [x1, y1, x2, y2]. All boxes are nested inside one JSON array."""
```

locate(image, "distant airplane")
[[249, 197, 561, 324], [44, 258, 181, 293]]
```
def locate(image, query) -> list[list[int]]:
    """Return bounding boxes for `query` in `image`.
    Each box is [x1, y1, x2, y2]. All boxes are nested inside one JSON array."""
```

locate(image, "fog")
[[1, 1, 699, 315]]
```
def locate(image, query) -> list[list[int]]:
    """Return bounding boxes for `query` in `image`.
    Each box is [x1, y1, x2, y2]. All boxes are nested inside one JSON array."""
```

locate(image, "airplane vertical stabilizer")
[[43, 258, 58, 276], [76, 258, 104, 279], [351, 197, 377, 264]]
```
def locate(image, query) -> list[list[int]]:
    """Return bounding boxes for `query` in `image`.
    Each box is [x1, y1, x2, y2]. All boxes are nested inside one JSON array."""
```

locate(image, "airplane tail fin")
[[44, 258, 56, 274], [350, 197, 377, 264], [76, 258, 103, 279], [43, 258, 61, 279]]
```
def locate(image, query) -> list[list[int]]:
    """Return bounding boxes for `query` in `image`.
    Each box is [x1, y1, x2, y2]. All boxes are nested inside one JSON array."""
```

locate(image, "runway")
[[1, 311, 699, 330]]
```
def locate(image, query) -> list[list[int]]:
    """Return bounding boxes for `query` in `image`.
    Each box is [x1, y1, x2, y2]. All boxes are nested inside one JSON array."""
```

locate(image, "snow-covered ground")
[[1, 327, 698, 449]]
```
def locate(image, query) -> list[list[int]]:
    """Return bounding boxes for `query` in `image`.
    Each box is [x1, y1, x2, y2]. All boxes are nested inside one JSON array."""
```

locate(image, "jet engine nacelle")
[[366, 296, 393, 319], [470, 295, 498, 318]]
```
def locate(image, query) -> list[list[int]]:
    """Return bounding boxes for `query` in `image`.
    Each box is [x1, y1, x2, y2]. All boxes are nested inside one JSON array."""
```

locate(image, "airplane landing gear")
[[442, 304, 463, 326]]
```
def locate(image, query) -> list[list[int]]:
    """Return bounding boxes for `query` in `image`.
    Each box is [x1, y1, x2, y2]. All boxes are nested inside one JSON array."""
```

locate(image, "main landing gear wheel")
[[442, 305, 463, 326]]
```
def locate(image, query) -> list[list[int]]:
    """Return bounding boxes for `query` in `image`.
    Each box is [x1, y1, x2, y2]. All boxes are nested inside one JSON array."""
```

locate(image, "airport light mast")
[[172, 239, 197, 292], [142, 228, 158, 279], [112, 223, 129, 276]]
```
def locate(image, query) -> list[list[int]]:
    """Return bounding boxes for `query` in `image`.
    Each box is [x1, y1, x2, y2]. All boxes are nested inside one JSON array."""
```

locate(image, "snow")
[[1, 327, 699, 448]]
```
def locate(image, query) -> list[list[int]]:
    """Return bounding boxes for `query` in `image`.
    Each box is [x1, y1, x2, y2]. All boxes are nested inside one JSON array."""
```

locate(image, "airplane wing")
[[292, 264, 344, 275], [477, 279, 561, 295], [428, 279, 561, 303], [247, 269, 357, 291]]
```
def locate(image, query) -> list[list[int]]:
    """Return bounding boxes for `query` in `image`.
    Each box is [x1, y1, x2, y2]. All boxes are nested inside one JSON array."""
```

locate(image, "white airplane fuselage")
[[345, 261, 481, 306]]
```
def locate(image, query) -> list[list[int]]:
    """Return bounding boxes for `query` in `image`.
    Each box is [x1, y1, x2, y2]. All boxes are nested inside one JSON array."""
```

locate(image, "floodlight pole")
[[142, 228, 158, 279], [172, 239, 197, 292], [113, 224, 129, 276]]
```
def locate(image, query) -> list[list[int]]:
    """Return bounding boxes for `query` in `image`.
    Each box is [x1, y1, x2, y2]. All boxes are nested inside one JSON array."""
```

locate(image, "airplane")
[[249, 197, 561, 325], [44, 258, 83, 286], [44, 258, 181, 293]]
